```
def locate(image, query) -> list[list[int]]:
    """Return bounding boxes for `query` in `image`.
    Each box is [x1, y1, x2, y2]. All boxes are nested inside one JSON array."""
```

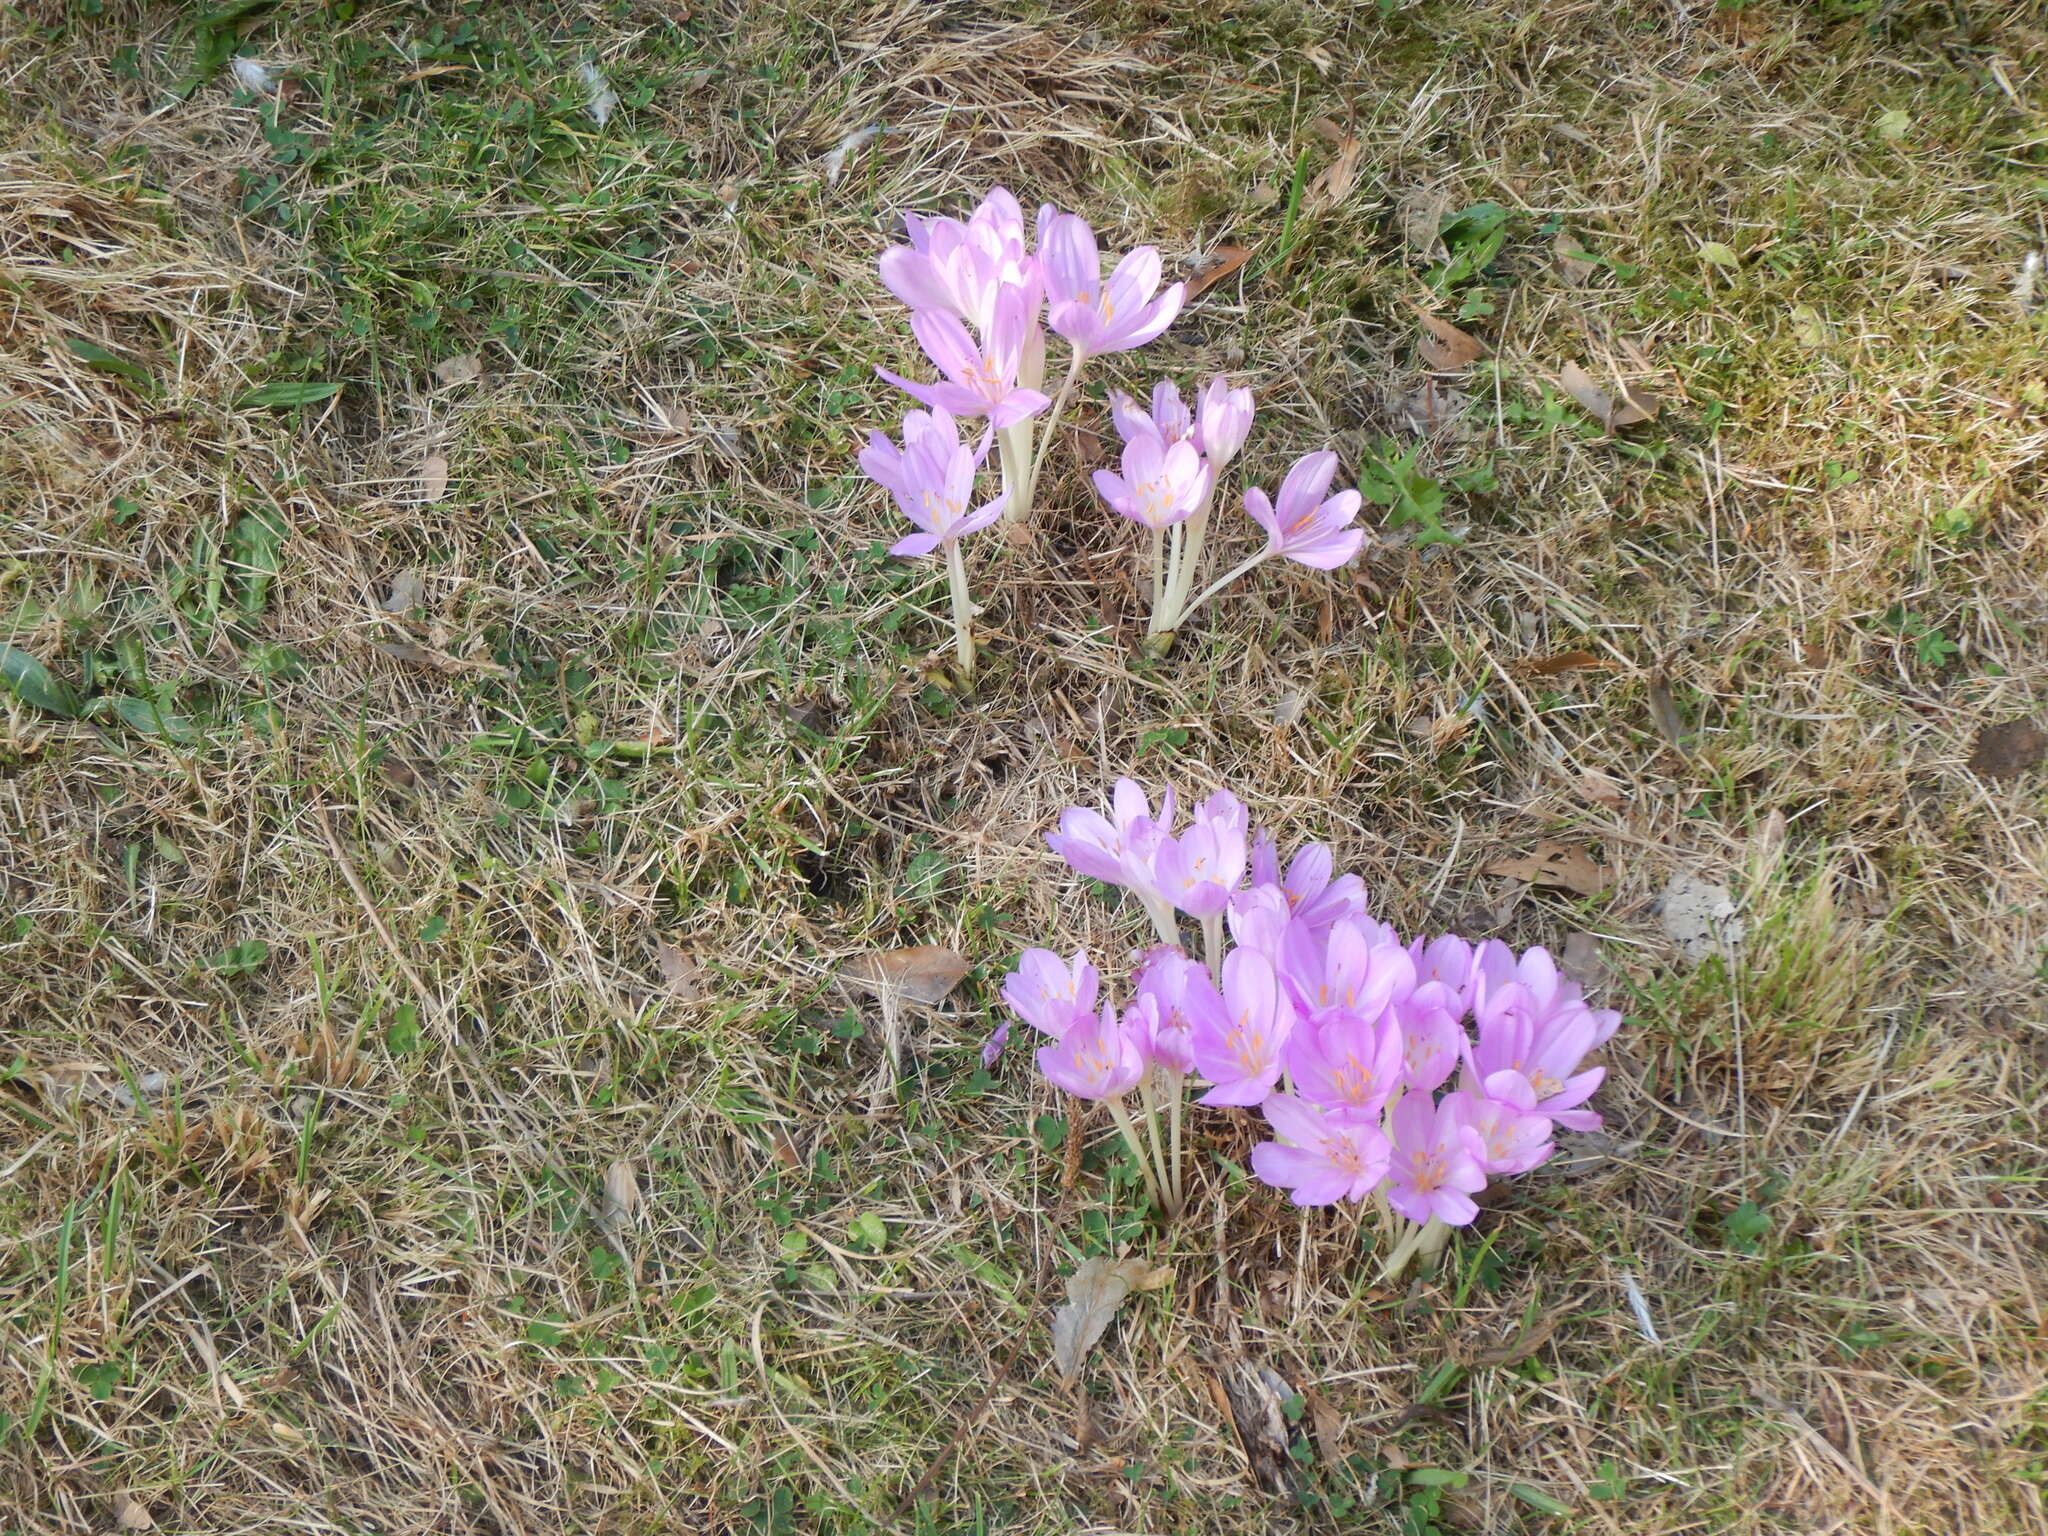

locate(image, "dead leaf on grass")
[[1658, 871, 1744, 963], [380, 569, 425, 614], [1557, 361, 1658, 432], [838, 945, 969, 1008], [1306, 133, 1363, 214], [1574, 769, 1628, 808], [601, 1157, 641, 1231], [111, 1491, 155, 1531], [419, 453, 448, 503], [1483, 841, 1611, 898], [1646, 671, 1689, 749], [1186, 244, 1252, 301], [654, 942, 707, 1001], [1519, 649, 1611, 677], [1217, 1357, 1301, 1495], [1968, 718, 2046, 779], [1050, 1256, 1172, 1385], [1555, 230, 1598, 285], [1396, 184, 1451, 263], [1411, 305, 1485, 370], [433, 354, 482, 387], [1559, 931, 1610, 994]]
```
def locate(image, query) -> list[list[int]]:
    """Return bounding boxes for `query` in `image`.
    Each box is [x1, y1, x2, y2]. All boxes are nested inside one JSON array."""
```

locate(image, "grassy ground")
[[4, 1, 2047, 1531]]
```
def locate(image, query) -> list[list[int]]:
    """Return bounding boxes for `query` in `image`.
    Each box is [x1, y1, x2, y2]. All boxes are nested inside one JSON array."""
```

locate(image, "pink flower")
[[1282, 917, 1413, 1025], [1386, 1092, 1489, 1226], [1468, 998, 1606, 1132], [1393, 988, 1464, 1094], [1045, 779, 1169, 885], [1250, 1093, 1392, 1206], [1282, 1008, 1405, 1123], [1193, 376, 1254, 467], [1225, 881, 1295, 959], [1108, 379, 1195, 447], [1038, 211, 1184, 357], [1247, 834, 1371, 935], [1443, 1071, 1554, 1175], [1092, 431, 1212, 530], [998, 948, 1099, 1039], [1132, 949, 1223, 1074], [1035, 1001, 1145, 1101], [1243, 450, 1365, 570], [1408, 934, 1478, 1009], [857, 407, 1007, 557], [878, 288, 1052, 429], [882, 188, 1037, 332], [1150, 789, 1249, 918], [1189, 948, 1295, 1106]]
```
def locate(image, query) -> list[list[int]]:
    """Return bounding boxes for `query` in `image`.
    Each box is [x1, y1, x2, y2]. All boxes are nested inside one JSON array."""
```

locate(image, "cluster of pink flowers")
[[994, 781, 1619, 1252], [857, 188, 1182, 680], [1097, 380, 1367, 640], [856, 187, 1375, 674]]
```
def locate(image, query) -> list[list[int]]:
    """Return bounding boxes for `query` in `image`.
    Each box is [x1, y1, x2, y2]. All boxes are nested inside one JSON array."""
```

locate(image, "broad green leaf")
[[848, 1211, 888, 1252], [1510, 1483, 1575, 1516], [235, 380, 343, 408], [0, 644, 83, 717], [90, 694, 198, 744], [63, 338, 153, 390], [1698, 240, 1741, 270]]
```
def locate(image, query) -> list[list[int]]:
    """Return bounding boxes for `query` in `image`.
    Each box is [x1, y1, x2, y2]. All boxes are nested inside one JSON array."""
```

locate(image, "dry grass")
[[4, 2, 2047, 1532]]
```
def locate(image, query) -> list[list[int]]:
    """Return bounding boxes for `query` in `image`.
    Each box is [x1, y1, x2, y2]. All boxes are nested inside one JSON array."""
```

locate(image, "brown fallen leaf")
[[1646, 671, 1689, 750], [380, 569, 425, 614], [433, 354, 482, 387], [1217, 1357, 1301, 1496], [112, 1491, 155, 1530], [1406, 301, 1485, 370], [601, 1157, 641, 1231], [1396, 183, 1451, 263], [1559, 930, 1611, 994], [1554, 230, 1599, 285], [838, 945, 970, 1008], [1185, 244, 1252, 301], [1306, 133, 1363, 214], [1304, 1387, 1346, 1462], [1968, 718, 2046, 779], [1574, 769, 1628, 808], [419, 453, 449, 503], [654, 942, 707, 1001], [1519, 649, 1610, 677], [1556, 361, 1658, 432], [1050, 1256, 1172, 1386], [1483, 840, 1611, 899]]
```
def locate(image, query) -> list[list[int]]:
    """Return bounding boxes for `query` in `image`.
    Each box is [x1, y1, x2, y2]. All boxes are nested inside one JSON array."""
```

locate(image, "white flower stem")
[[1143, 896, 1181, 951], [1166, 1067, 1185, 1213], [1378, 1215, 1446, 1284], [1136, 1072, 1177, 1217], [1149, 526, 1165, 611], [1021, 348, 1085, 516], [1156, 498, 1213, 634], [996, 420, 1034, 526], [942, 538, 976, 683], [1105, 1095, 1163, 1213], [1201, 912, 1224, 976], [1176, 546, 1272, 629]]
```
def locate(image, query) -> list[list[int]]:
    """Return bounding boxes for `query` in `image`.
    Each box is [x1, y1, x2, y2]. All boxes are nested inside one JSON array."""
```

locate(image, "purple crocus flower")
[[1189, 947, 1295, 1106], [883, 187, 1037, 333], [1035, 1000, 1146, 1101], [1150, 789, 1249, 918], [1282, 1008, 1405, 1124], [1092, 431, 1212, 530], [1443, 1071, 1555, 1175], [1108, 380, 1196, 447], [1468, 998, 1607, 1132], [1132, 949, 1223, 1074], [857, 407, 1007, 556], [1242, 450, 1366, 569], [1193, 376, 1254, 467], [1385, 1092, 1490, 1226], [1250, 1092, 1392, 1206], [1037, 211, 1184, 357], [878, 288, 1052, 429], [998, 948, 1100, 1041]]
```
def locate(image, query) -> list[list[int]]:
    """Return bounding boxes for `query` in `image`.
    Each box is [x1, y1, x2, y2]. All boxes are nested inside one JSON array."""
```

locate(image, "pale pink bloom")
[[1408, 934, 1478, 1010], [857, 407, 1006, 557], [878, 289, 1051, 429], [1038, 211, 1183, 356], [1443, 1071, 1554, 1175], [1243, 450, 1365, 570], [1036, 1001, 1145, 1101], [1044, 779, 1174, 891], [1386, 1092, 1489, 1226], [1108, 379, 1195, 447], [1225, 881, 1295, 959], [1189, 948, 1295, 1106], [1193, 376, 1254, 467], [1468, 1000, 1606, 1132], [998, 948, 1099, 1039], [883, 188, 1037, 332], [1393, 988, 1464, 1094], [1282, 917, 1414, 1025], [1150, 789, 1249, 918], [1131, 949, 1223, 1074], [1473, 941, 1622, 1047], [1250, 1092, 1392, 1206], [1282, 1008, 1405, 1123], [1092, 431, 1212, 530], [1247, 833, 1370, 935]]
